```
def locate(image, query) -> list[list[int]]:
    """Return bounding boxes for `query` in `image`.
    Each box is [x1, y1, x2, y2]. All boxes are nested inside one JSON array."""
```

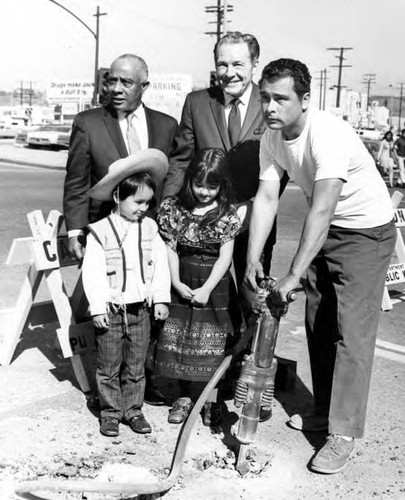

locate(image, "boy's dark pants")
[[95, 302, 150, 421], [305, 221, 396, 438]]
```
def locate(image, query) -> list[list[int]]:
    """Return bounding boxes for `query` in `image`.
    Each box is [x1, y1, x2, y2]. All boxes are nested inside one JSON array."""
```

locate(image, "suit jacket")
[[63, 104, 178, 231], [162, 84, 266, 202]]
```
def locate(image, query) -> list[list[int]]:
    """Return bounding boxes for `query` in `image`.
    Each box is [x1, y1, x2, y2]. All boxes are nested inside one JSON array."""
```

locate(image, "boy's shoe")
[[288, 412, 328, 432], [100, 416, 120, 437], [202, 402, 222, 427], [168, 397, 193, 424], [127, 412, 152, 434], [310, 434, 355, 474]]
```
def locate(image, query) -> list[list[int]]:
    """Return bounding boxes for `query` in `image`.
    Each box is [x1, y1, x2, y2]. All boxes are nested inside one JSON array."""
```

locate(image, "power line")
[[327, 47, 353, 108]]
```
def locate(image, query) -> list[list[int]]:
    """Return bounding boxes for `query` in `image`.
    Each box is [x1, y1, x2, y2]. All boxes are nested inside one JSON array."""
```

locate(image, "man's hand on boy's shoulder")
[[154, 303, 169, 321], [92, 313, 109, 330]]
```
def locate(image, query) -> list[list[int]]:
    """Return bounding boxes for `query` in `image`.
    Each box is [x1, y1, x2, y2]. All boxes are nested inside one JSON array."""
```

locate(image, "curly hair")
[[260, 58, 311, 98]]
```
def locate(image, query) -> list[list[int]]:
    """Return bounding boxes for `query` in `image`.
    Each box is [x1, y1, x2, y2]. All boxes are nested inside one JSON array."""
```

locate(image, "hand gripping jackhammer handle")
[[234, 278, 296, 446]]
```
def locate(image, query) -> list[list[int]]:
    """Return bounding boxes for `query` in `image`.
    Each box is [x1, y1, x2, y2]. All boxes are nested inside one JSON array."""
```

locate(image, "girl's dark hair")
[[179, 148, 233, 226], [114, 171, 156, 209], [383, 130, 393, 141]]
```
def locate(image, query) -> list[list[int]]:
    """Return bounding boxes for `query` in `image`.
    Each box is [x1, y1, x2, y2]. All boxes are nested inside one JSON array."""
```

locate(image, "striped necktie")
[[126, 115, 142, 154]]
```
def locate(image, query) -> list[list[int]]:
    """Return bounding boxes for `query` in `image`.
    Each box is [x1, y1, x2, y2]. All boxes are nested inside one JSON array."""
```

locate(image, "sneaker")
[[310, 434, 355, 474], [100, 416, 119, 437], [202, 402, 222, 427], [168, 397, 193, 424], [288, 412, 328, 432]]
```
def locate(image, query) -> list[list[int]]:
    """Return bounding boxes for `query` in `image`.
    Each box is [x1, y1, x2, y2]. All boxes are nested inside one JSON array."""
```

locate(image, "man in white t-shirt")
[[244, 58, 396, 474]]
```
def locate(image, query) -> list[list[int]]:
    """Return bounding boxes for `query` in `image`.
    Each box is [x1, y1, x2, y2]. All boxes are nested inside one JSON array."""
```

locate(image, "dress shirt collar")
[[122, 104, 146, 121], [118, 103, 145, 122], [223, 83, 253, 108]]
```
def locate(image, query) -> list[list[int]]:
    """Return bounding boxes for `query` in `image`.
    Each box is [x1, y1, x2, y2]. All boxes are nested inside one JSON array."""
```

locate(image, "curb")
[[0, 158, 65, 171]]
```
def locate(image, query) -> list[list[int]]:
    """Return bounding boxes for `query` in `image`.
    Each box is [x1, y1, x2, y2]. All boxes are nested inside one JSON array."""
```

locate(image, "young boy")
[[82, 149, 171, 437]]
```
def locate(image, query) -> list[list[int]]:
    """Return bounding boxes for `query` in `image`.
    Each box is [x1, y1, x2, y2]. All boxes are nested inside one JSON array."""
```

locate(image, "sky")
[[1, 0, 404, 98]]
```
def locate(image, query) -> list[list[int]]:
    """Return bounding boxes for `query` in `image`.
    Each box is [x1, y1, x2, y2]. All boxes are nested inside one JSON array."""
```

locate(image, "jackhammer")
[[15, 278, 296, 498], [233, 278, 296, 474]]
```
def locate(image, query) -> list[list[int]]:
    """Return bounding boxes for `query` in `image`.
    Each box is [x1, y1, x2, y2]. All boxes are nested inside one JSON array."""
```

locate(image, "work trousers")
[[95, 302, 150, 421], [305, 221, 396, 438]]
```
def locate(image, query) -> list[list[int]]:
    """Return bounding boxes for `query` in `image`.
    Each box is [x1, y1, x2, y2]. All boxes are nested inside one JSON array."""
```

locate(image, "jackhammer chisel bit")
[[233, 278, 296, 474]]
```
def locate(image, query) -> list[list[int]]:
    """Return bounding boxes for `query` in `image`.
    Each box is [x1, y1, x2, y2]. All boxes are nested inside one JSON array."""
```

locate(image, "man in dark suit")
[[64, 53, 177, 259], [162, 32, 287, 285], [63, 53, 177, 406]]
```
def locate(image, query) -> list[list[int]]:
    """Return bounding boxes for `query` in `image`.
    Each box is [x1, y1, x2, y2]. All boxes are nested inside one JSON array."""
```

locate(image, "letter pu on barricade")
[[381, 192, 405, 311], [0, 209, 91, 393], [57, 322, 95, 358]]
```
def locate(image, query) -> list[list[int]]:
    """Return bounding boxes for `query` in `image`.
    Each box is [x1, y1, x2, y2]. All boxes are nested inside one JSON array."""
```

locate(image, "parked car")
[[56, 128, 72, 149], [0, 117, 27, 138], [14, 125, 42, 146], [27, 124, 72, 150]]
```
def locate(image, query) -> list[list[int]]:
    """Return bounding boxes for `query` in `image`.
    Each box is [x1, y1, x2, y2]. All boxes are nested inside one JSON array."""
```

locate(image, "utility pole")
[[28, 81, 33, 106], [316, 70, 324, 110], [362, 73, 376, 109], [93, 6, 107, 106], [49, 1, 107, 107], [322, 68, 328, 110], [327, 47, 353, 108], [20, 81, 24, 106], [397, 83, 405, 132], [205, 0, 234, 43]]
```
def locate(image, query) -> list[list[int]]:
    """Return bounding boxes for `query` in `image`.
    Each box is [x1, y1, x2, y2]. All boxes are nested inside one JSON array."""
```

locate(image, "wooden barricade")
[[381, 191, 405, 311], [0, 209, 94, 392]]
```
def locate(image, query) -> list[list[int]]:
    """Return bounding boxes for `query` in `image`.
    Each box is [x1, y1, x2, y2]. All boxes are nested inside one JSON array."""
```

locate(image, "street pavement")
[[0, 143, 404, 498], [0, 139, 66, 170]]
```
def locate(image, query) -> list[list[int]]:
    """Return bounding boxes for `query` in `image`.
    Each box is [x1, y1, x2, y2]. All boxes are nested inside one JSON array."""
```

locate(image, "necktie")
[[126, 115, 142, 154], [228, 98, 241, 147]]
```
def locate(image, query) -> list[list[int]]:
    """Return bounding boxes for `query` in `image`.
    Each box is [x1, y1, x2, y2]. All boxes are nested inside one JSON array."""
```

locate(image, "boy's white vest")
[[88, 215, 156, 305]]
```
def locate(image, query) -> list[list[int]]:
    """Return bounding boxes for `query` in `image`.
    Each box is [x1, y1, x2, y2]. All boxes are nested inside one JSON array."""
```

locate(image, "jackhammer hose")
[[15, 352, 240, 499], [15, 284, 288, 499]]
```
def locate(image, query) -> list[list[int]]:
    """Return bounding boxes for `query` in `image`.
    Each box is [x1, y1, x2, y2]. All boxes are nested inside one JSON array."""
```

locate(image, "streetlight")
[[49, 1, 107, 107]]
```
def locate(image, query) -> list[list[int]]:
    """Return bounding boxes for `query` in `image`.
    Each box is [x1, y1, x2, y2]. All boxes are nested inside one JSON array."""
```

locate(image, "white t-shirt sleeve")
[[259, 130, 285, 181], [311, 116, 350, 183]]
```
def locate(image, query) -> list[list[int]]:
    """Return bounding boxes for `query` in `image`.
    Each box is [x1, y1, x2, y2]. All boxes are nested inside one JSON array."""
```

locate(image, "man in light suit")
[[63, 53, 177, 406], [162, 32, 287, 285], [64, 53, 177, 260]]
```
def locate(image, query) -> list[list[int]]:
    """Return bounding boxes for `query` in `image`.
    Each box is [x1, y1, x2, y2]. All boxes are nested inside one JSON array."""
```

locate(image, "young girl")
[[82, 150, 171, 438], [155, 148, 243, 427]]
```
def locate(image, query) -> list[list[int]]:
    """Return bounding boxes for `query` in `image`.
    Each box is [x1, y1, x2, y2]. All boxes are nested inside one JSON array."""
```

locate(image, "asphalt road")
[[0, 162, 64, 258]]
